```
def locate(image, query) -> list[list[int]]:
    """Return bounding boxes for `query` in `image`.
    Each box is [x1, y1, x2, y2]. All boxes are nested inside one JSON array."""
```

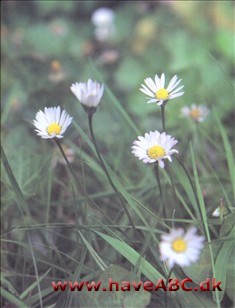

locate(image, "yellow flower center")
[[156, 88, 169, 100], [147, 145, 166, 159], [190, 108, 201, 120], [172, 238, 187, 253], [47, 122, 62, 135]]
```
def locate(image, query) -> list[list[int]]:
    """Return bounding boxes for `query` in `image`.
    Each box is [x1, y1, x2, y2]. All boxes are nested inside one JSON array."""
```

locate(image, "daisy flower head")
[[33, 106, 73, 139], [159, 227, 205, 269], [140, 73, 184, 106], [131, 131, 178, 168], [91, 7, 115, 42], [70, 79, 104, 113], [181, 104, 209, 122], [91, 7, 115, 28], [212, 207, 220, 217]]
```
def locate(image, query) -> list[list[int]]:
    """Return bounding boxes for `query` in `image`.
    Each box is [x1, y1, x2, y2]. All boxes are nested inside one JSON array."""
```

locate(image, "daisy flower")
[[70, 79, 104, 109], [140, 73, 184, 106], [212, 207, 220, 217], [33, 106, 73, 139], [91, 7, 115, 28], [131, 131, 178, 168], [181, 104, 209, 122], [91, 7, 115, 42], [159, 227, 205, 269]]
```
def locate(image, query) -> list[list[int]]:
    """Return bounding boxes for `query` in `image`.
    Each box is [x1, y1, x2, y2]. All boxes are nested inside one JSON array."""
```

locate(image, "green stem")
[[154, 162, 166, 220], [55, 139, 134, 240], [88, 113, 137, 234], [161, 103, 166, 132], [55, 139, 85, 192]]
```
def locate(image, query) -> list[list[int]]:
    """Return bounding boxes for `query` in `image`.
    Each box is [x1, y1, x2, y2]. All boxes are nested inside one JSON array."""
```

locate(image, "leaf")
[[96, 231, 216, 307], [226, 248, 235, 302], [95, 231, 165, 284], [219, 211, 235, 237], [183, 226, 235, 302], [182, 242, 221, 285], [19, 268, 51, 300], [214, 225, 235, 301], [214, 112, 235, 200], [79, 264, 151, 308], [1, 288, 26, 307]]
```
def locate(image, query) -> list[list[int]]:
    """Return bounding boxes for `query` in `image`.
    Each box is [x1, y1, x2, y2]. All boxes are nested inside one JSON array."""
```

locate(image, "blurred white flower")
[[159, 227, 205, 269], [70, 79, 104, 108], [91, 7, 115, 42], [131, 131, 178, 168], [91, 7, 114, 27], [212, 207, 220, 217], [140, 73, 184, 106], [181, 104, 209, 122], [33, 106, 72, 139]]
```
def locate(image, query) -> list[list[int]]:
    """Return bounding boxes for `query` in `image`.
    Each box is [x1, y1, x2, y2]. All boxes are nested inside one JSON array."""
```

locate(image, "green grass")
[[1, 1, 234, 307]]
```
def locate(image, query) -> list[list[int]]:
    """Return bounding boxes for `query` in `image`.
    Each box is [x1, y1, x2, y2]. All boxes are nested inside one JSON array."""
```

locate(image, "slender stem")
[[154, 163, 166, 220], [161, 103, 166, 132], [55, 139, 134, 241], [55, 139, 85, 192], [88, 113, 137, 234]]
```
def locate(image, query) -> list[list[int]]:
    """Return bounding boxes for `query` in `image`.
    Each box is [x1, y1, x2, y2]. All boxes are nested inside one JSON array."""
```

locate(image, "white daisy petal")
[[159, 227, 205, 269], [158, 160, 165, 168], [55, 106, 61, 123], [140, 84, 155, 97], [144, 77, 158, 93], [33, 106, 72, 139], [154, 74, 161, 88], [160, 73, 165, 88], [140, 73, 184, 105], [131, 130, 178, 168], [170, 85, 184, 95], [71, 79, 104, 109], [169, 92, 184, 99], [157, 100, 164, 106], [147, 98, 158, 104], [181, 104, 209, 122], [167, 75, 178, 91]]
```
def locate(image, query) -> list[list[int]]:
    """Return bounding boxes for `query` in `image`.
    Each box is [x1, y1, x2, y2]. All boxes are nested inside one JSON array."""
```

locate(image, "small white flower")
[[131, 131, 178, 168], [159, 227, 205, 269], [91, 7, 115, 42], [181, 104, 209, 122], [91, 8, 115, 28], [33, 106, 73, 139], [212, 207, 220, 217], [70, 79, 104, 108], [140, 73, 184, 106]]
